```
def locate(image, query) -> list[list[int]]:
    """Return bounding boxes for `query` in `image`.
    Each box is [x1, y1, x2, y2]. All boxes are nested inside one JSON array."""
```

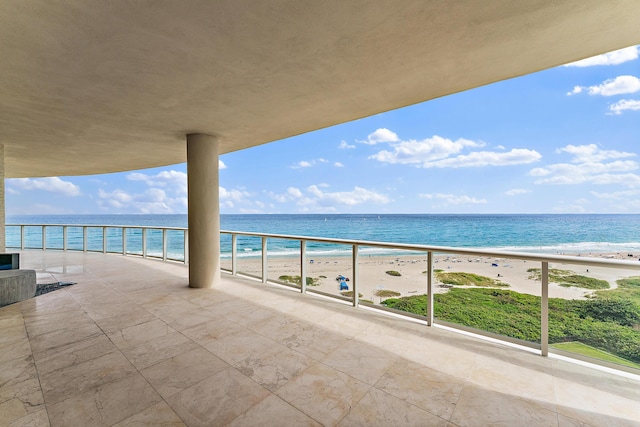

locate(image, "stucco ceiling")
[[1, 1, 639, 178]]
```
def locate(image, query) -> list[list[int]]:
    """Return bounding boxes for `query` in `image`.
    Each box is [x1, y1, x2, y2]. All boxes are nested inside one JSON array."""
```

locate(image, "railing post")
[[352, 244, 359, 307], [300, 240, 307, 293], [63, 226, 68, 251], [20, 225, 25, 250], [541, 261, 549, 357], [261, 236, 268, 283], [123, 228, 127, 255], [231, 234, 237, 275], [162, 228, 168, 261], [427, 251, 434, 326], [103, 226, 107, 253], [83, 226, 88, 252], [142, 228, 147, 258], [42, 225, 46, 250], [184, 230, 189, 264]]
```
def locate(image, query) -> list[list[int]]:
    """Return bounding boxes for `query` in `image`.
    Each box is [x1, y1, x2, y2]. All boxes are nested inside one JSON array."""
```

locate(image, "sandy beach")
[[224, 252, 640, 303]]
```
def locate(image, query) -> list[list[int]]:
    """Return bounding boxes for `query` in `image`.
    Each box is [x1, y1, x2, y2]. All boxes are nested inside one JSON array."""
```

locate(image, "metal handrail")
[[7, 223, 640, 373]]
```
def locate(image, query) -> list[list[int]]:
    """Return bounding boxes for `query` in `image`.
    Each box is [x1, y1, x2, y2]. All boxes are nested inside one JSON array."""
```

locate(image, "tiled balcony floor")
[[1, 251, 639, 426]]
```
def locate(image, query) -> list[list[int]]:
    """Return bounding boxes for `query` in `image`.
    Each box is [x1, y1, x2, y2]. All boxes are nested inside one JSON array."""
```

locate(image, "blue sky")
[[7, 45, 640, 215]]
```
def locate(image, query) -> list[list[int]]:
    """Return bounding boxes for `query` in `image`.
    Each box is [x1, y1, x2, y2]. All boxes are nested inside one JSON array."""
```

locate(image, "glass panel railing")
[[85, 227, 104, 252], [66, 226, 84, 251], [303, 242, 353, 300], [106, 227, 124, 253], [362, 247, 428, 314], [220, 233, 232, 271], [546, 262, 640, 370], [166, 229, 185, 262], [267, 238, 301, 289], [45, 226, 64, 250], [145, 229, 163, 258], [24, 226, 43, 249], [235, 235, 263, 279], [5, 225, 20, 248], [125, 228, 143, 256]]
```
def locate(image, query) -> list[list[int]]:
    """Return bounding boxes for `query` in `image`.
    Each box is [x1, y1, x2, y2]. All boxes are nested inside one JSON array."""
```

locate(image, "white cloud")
[[419, 193, 487, 205], [334, 162, 344, 167], [568, 75, 640, 96], [557, 144, 636, 163], [339, 140, 355, 149], [8, 177, 81, 196], [609, 99, 640, 115], [359, 128, 399, 145], [531, 145, 639, 186], [564, 46, 639, 67], [219, 186, 250, 202], [287, 187, 302, 198], [369, 135, 485, 165], [590, 189, 640, 200], [127, 170, 187, 195], [300, 185, 390, 209], [97, 188, 177, 213], [530, 143, 640, 187], [369, 134, 539, 168], [291, 158, 329, 169], [421, 148, 541, 168], [505, 189, 530, 196], [219, 160, 227, 169]]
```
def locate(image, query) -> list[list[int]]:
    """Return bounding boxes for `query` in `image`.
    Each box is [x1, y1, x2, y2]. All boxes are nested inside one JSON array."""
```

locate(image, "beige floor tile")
[[203, 326, 287, 366], [29, 323, 103, 359], [375, 358, 464, 421], [5, 408, 50, 427], [120, 331, 198, 370], [166, 366, 270, 426], [40, 350, 136, 405], [112, 401, 186, 427], [0, 398, 28, 426], [339, 387, 449, 427], [321, 339, 398, 385], [469, 352, 556, 405], [33, 334, 115, 375], [0, 376, 45, 416], [180, 318, 245, 346], [235, 347, 314, 391], [46, 372, 161, 427], [227, 393, 321, 427], [93, 309, 156, 334], [450, 383, 559, 427], [108, 319, 175, 350], [0, 338, 32, 364], [140, 347, 228, 399], [162, 308, 220, 331], [553, 375, 640, 426], [24, 310, 94, 338], [276, 363, 371, 427], [250, 316, 347, 360]]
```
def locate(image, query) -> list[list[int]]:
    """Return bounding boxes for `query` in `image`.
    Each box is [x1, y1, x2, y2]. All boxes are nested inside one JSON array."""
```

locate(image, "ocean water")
[[6, 214, 640, 259]]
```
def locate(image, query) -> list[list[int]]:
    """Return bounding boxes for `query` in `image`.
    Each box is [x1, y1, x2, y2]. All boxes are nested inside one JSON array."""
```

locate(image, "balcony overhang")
[[1, 1, 639, 178]]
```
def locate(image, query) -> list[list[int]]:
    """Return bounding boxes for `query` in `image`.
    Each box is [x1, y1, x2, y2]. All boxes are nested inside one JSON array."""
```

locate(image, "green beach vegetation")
[[435, 271, 508, 288], [385, 270, 402, 277], [527, 268, 609, 289], [374, 289, 401, 298], [382, 275, 640, 365], [278, 275, 320, 286]]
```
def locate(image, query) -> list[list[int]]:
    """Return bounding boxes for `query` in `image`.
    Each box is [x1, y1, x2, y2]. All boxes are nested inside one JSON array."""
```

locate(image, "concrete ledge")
[[0, 270, 37, 307]]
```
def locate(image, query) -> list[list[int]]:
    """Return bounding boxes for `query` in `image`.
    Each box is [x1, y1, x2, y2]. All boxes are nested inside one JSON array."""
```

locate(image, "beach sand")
[[223, 252, 640, 303]]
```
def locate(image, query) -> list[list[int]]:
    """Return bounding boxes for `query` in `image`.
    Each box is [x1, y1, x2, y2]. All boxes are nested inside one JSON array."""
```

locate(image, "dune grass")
[[527, 268, 609, 289], [435, 271, 508, 288], [551, 342, 640, 369]]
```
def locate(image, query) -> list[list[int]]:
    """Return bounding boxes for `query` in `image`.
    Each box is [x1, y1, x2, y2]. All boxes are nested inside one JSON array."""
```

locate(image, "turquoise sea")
[[6, 214, 640, 259]]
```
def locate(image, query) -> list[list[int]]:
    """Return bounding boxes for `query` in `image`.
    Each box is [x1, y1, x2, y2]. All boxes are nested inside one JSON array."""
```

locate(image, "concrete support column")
[[0, 145, 5, 253], [187, 134, 220, 288]]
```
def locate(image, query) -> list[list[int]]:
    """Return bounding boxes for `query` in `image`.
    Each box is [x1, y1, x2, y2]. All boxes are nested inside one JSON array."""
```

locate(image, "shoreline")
[[223, 252, 640, 302]]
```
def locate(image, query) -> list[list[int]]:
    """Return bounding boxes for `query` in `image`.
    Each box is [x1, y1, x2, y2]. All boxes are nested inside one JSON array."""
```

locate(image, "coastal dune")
[[226, 253, 640, 303]]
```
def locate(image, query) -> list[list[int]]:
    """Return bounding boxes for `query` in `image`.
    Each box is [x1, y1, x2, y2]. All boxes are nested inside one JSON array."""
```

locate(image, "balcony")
[[1, 246, 639, 426]]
